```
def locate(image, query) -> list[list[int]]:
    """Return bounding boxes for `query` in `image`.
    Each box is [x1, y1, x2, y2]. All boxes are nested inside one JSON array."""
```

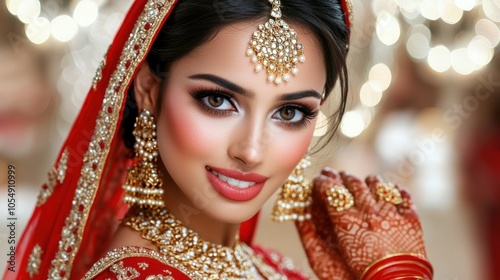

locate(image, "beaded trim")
[[47, 1, 175, 279], [37, 148, 69, 206], [82, 247, 190, 279], [342, 0, 353, 30], [26, 244, 43, 279]]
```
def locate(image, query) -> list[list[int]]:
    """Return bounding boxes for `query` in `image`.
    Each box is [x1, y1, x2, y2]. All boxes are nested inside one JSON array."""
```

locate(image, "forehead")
[[170, 20, 327, 94]]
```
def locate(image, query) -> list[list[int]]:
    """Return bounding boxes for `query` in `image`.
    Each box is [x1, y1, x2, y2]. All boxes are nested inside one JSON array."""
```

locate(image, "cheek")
[[157, 88, 227, 161], [269, 125, 316, 177]]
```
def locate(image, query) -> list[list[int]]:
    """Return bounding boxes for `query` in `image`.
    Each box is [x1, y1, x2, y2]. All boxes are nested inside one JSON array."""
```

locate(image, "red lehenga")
[[82, 245, 308, 279], [2, 1, 310, 279]]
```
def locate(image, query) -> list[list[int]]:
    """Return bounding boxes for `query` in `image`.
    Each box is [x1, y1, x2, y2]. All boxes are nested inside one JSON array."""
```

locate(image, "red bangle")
[[360, 253, 433, 280]]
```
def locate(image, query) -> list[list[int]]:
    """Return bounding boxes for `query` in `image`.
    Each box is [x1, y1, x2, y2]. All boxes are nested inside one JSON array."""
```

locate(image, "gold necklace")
[[123, 207, 286, 279]]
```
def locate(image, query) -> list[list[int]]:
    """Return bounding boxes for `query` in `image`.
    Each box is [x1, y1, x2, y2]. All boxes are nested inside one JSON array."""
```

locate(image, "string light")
[[6, 0, 100, 44], [360, 82, 383, 107], [74, 0, 99, 27], [341, 111, 365, 138], [475, 19, 500, 47], [25, 17, 51, 45], [483, 0, 500, 22], [345, 0, 498, 139], [17, 0, 41, 24], [376, 11, 401, 46], [51, 15, 78, 42], [438, 0, 463, 24]]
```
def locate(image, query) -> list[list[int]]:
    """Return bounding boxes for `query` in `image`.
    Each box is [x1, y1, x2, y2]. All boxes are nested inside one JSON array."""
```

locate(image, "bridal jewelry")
[[326, 185, 354, 212], [271, 157, 312, 222], [246, 0, 305, 85], [374, 182, 403, 205], [123, 207, 285, 279], [123, 109, 164, 208]]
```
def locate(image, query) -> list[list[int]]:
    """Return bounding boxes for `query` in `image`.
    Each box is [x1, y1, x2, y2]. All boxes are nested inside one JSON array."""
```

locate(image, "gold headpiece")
[[246, 0, 305, 85]]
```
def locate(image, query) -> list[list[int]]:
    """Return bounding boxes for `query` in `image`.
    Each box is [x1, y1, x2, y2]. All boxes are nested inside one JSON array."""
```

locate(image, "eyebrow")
[[189, 74, 253, 98], [188, 74, 322, 100]]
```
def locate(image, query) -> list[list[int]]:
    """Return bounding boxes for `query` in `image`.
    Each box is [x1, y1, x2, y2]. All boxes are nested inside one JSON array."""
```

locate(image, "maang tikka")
[[271, 157, 312, 222], [246, 0, 305, 85], [123, 109, 164, 208]]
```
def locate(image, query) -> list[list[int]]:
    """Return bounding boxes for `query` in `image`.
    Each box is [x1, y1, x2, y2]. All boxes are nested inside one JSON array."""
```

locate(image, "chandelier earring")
[[123, 109, 164, 208], [270, 157, 312, 222]]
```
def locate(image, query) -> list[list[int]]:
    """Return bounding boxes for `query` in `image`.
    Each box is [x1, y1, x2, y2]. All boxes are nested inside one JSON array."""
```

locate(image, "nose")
[[228, 121, 271, 167]]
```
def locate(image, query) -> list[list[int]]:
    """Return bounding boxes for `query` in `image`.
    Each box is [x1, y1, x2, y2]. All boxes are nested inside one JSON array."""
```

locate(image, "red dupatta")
[[3, 1, 259, 279]]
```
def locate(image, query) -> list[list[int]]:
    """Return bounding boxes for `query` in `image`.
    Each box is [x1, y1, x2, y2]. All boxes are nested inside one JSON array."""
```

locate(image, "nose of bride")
[[228, 133, 266, 167]]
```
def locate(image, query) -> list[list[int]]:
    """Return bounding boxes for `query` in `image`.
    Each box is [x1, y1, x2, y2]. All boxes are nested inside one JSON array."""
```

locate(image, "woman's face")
[[156, 21, 326, 223]]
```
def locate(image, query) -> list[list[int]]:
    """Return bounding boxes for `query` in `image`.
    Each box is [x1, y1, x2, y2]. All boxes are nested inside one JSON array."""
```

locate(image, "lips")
[[205, 166, 268, 202]]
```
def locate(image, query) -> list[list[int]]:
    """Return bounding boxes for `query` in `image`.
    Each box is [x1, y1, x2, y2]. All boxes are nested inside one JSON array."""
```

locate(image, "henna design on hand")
[[296, 168, 427, 278]]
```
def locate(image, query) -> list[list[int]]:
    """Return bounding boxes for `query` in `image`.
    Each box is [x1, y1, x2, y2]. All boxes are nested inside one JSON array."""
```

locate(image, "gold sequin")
[[27, 244, 43, 279], [82, 247, 187, 279], [109, 261, 140, 279], [37, 148, 69, 206]]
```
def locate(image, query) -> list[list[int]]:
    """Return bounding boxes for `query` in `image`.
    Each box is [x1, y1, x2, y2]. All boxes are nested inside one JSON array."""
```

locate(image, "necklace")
[[123, 207, 286, 279]]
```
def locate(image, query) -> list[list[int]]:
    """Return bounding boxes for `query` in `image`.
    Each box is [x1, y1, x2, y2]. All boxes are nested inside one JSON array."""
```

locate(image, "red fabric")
[[359, 254, 433, 280], [239, 211, 260, 246], [252, 245, 309, 279], [340, 0, 351, 29], [90, 256, 190, 279], [88, 246, 308, 280]]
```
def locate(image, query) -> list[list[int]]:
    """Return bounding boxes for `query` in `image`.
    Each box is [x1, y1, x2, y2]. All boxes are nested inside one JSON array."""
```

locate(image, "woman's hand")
[[296, 168, 427, 279]]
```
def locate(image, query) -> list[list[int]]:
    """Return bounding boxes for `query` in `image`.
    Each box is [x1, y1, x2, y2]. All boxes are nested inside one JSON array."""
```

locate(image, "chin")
[[201, 199, 264, 224]]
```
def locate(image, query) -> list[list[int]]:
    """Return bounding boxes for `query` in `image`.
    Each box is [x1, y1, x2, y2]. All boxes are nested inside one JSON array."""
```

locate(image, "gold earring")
[[270, 157, 312, 222], [123, 109, 164, 208]]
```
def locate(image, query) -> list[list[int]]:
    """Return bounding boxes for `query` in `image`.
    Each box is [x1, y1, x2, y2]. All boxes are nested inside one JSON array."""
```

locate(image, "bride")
[[5, 0, 432, 279]]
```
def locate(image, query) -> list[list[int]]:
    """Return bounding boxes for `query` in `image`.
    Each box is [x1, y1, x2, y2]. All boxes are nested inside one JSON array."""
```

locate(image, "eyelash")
[[189, 87, 319, 129], [189, 87, 237, 117]]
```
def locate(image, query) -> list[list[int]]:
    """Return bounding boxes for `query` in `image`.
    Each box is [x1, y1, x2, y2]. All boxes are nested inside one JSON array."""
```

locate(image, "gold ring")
[[326, 185, 354, 212], [375, 183, 403, 205]]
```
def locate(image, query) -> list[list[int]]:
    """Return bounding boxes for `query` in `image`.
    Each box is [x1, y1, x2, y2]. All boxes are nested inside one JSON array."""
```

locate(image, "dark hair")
[[122, 0, 349, 153]]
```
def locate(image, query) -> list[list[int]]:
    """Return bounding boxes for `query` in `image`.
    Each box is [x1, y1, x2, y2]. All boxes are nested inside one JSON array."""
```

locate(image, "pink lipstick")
[[205, 166, 268, 202]]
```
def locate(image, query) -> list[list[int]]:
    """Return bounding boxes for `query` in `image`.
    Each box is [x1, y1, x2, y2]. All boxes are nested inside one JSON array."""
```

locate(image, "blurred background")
[[0, 0, 499, 279]]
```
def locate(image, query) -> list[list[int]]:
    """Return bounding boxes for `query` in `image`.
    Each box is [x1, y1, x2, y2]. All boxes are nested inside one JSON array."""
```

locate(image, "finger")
[[396, 186, 421, 227], [340, 171, 376, 212], [320, 167, 343, 183], [312, 174, 356, 217], [365, 175, 398, 215]]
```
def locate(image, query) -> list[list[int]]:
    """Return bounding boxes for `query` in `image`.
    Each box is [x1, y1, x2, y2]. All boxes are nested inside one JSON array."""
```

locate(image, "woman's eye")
[[274, 106, 305, 122], [202, 94, 233, 110]]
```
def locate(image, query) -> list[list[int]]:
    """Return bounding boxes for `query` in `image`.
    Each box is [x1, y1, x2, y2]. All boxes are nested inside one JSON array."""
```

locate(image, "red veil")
[[3, 1, 258, 279]]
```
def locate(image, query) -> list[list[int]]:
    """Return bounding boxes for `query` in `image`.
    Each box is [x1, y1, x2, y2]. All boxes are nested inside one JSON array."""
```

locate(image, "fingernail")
[[321, 167, 340, 179]]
